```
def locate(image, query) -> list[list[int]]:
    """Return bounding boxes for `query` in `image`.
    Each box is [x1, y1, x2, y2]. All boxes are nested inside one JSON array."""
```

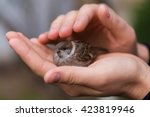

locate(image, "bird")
[[53, 40, 107, 67]]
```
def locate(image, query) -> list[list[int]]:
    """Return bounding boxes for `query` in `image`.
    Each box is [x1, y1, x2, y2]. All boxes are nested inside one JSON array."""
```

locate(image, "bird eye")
[[62, 47, 67, 50], [57, 50, 61, 54]]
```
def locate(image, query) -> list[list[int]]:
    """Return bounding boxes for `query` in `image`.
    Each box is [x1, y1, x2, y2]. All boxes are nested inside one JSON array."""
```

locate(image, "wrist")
[[125, 59, 150, 99], [137, 63, 150, 99]]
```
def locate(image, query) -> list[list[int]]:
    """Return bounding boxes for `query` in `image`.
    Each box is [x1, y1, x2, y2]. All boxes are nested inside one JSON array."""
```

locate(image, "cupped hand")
[[39, 4, 137, 55], [6, 32, 150, 99], [6, 31, 56, 77], [44, 53, 150, 99]]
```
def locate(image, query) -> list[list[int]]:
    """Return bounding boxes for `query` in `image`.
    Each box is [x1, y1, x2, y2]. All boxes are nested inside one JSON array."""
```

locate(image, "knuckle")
[[128, 27, 136, 40], [81, 4, 90, 10], [81, 3, 99, 11], [67, 69, 76, 85], [123, 25, 136, 44], [99, 3, 108, 8], [52, 15, 65, 24], [81, 3, 97, 10], [51, 21, 57, 28], [56, 14, 65, 19], [117, 21, 136, 41], [66, 10, 77, 16]]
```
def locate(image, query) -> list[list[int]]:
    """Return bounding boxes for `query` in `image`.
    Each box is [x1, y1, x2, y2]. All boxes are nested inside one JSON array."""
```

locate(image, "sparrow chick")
[[53, 40, 107, 66]]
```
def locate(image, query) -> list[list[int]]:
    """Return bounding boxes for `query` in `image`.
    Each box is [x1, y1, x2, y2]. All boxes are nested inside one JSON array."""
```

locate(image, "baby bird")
[[53, 40, 107, 66]]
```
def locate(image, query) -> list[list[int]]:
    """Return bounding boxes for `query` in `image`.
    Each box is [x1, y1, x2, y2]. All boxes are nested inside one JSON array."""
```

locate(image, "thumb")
[[97, 4, 133, 39], [44, 66, 92, 85]]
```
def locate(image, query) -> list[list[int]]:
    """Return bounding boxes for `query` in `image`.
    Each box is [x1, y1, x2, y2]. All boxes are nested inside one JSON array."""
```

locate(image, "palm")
[[57, 53, 139, 97]]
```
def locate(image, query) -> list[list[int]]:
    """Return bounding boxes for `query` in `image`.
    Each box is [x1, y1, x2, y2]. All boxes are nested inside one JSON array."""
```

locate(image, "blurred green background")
[[0, 0, 149, 99], [134, 0, 150, 43]]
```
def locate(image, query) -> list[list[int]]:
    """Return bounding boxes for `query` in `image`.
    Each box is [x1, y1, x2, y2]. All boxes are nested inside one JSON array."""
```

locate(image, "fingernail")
[[52, 72, 61, 83]]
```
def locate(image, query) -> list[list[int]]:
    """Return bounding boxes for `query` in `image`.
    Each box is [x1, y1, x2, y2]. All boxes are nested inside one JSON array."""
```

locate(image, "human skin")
[[38, 4, 149, 63], [6, 32, 150, 99], [6, 4, 150, 99]]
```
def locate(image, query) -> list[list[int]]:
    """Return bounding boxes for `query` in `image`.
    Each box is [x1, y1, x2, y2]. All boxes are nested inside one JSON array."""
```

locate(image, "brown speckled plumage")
[[53, 40, 107, 66]]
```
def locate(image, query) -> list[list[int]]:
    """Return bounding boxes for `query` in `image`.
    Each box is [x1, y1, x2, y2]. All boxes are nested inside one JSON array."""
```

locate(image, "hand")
[[6, 31, 56, 77], [44, 53, 150, 99], [6, 32, 150, 99], [38, 4, 149, 63], [39, 4, 137, 55]]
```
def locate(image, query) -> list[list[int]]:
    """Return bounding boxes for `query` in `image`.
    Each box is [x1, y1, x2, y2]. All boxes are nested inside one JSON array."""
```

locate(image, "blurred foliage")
[[134, 0, 150, 43]]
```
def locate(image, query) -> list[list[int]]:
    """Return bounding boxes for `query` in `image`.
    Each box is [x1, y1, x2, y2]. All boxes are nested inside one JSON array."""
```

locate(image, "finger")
[[44, 66, 96, 86], [48, 15, 65, 40], [6, 31, 20, 41], [38, 32, 49, 44], [97, 4, 133, 39], [6, 32, 56, 77], [59, 10, 78, 38], [6, 31, 34, 50], [73, 4, 97, 32], [7, 31, 52, 61], [20, 32, 55, 66], [30, 38, 54, 62], [9, 38, 55, 76]]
